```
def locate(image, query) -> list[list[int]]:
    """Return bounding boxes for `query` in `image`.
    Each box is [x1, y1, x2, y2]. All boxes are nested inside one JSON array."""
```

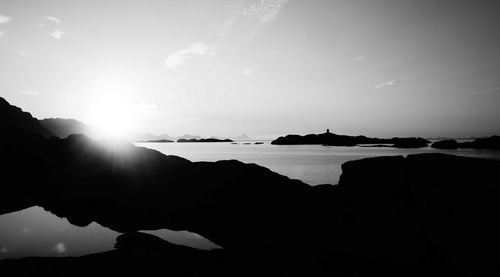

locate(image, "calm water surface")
[[1, 142, 499, 259], [137, 141, 500, 185]]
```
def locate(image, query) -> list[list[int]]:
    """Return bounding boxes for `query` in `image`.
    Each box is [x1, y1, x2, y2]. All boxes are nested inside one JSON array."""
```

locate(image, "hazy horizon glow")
[[1, 0, 500, 139]]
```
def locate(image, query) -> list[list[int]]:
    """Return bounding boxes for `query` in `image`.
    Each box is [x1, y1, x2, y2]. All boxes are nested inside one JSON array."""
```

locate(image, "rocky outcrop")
[[322, 153, 500, 276], [390, 137, 429, 148], [430, 139, 459, 149], [460, 135, 500, 149], [0, 133, 310, 251]]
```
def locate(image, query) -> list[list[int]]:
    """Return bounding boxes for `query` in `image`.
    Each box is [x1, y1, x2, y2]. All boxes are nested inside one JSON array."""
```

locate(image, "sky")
[[1, 0, 500, 139]]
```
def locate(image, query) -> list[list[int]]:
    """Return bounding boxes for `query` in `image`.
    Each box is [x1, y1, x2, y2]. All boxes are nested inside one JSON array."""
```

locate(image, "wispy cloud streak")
[[374, 77, 411, 89], [165, 43, 216, 68], [242, 66, 256, 75], [39, 16, 64, 39], [243, 0, 290, 22], [45, 16, 62, 25], [466, 86, 500, 95], [0, 14, 11, 24], [352, 56, 365, 62], [20, 90, 42, 96]]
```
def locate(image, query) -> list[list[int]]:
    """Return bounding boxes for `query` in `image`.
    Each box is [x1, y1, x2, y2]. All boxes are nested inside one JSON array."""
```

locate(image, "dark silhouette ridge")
[[177, 138, 233, 143], [2, 97, 500, 276], [431, 136, 500, 150], [0, 97, 55, 141], [39, 118, 92, 138], [271, 131, 429, 148]]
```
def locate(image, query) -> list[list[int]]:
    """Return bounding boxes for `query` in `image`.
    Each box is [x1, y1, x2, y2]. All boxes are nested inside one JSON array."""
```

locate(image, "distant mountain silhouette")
[[233, 134, 252, 140], [177, 134, 203, 140], [38, 119, 178, 142], [2, 97, 500, 276], [36, 113, 245, 143], [128, 132, 176, 142], [139, 139, 174, 143], [40, 118, 92, 138], [272, 130, 429, 148], [0, 97, 55, 143], [177, 138, 233, 143]]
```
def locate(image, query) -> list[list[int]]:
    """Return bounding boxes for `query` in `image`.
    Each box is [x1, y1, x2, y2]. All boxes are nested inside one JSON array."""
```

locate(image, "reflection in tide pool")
[[0, 207, 218, 259]]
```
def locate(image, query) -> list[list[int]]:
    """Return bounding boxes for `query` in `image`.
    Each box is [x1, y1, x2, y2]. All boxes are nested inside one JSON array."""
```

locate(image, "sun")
[[84, 91, 138, 140]]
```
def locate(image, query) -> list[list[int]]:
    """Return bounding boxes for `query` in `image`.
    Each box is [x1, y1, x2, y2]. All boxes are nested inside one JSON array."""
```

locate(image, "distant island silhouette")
[[431, 136, 500, 150], [271, 129, 430, 148], [2, 96, 500, 276]]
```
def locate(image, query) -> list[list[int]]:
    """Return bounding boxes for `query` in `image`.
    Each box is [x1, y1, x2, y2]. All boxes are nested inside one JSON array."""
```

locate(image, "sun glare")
[[84, 91, 138, 140]]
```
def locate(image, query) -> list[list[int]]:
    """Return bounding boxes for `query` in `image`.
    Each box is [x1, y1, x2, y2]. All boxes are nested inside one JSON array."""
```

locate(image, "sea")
[[1, 141, 499, 258]]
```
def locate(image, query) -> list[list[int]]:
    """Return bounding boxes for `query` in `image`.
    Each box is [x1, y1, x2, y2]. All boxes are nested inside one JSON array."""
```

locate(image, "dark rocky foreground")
[[271, 131, 430, 148], [1, 97, 500, 276], [2, 136, 500, 276]]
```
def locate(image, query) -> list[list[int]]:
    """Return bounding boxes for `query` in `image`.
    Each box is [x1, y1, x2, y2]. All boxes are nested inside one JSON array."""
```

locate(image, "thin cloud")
[[165, 43, 216, 68], [0, 86, 43, 96], [352, 55, 365, 62], [45, 16, 62, 25], [54, 243, 67, 255], [136, 102, 164, 118], [0, 31, 4, 37], [20, 90, 41, 96], [374, 77, 411, 89], [243, 0, 290, 23], [50, 28, 64, 39], [175, 116, 201, 123], [466, 86, 500, 96], [0, 14, 11, 24], [269, 50, 280, 56], [219, 0, 290, 38], [242, 66, 256, 75]]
